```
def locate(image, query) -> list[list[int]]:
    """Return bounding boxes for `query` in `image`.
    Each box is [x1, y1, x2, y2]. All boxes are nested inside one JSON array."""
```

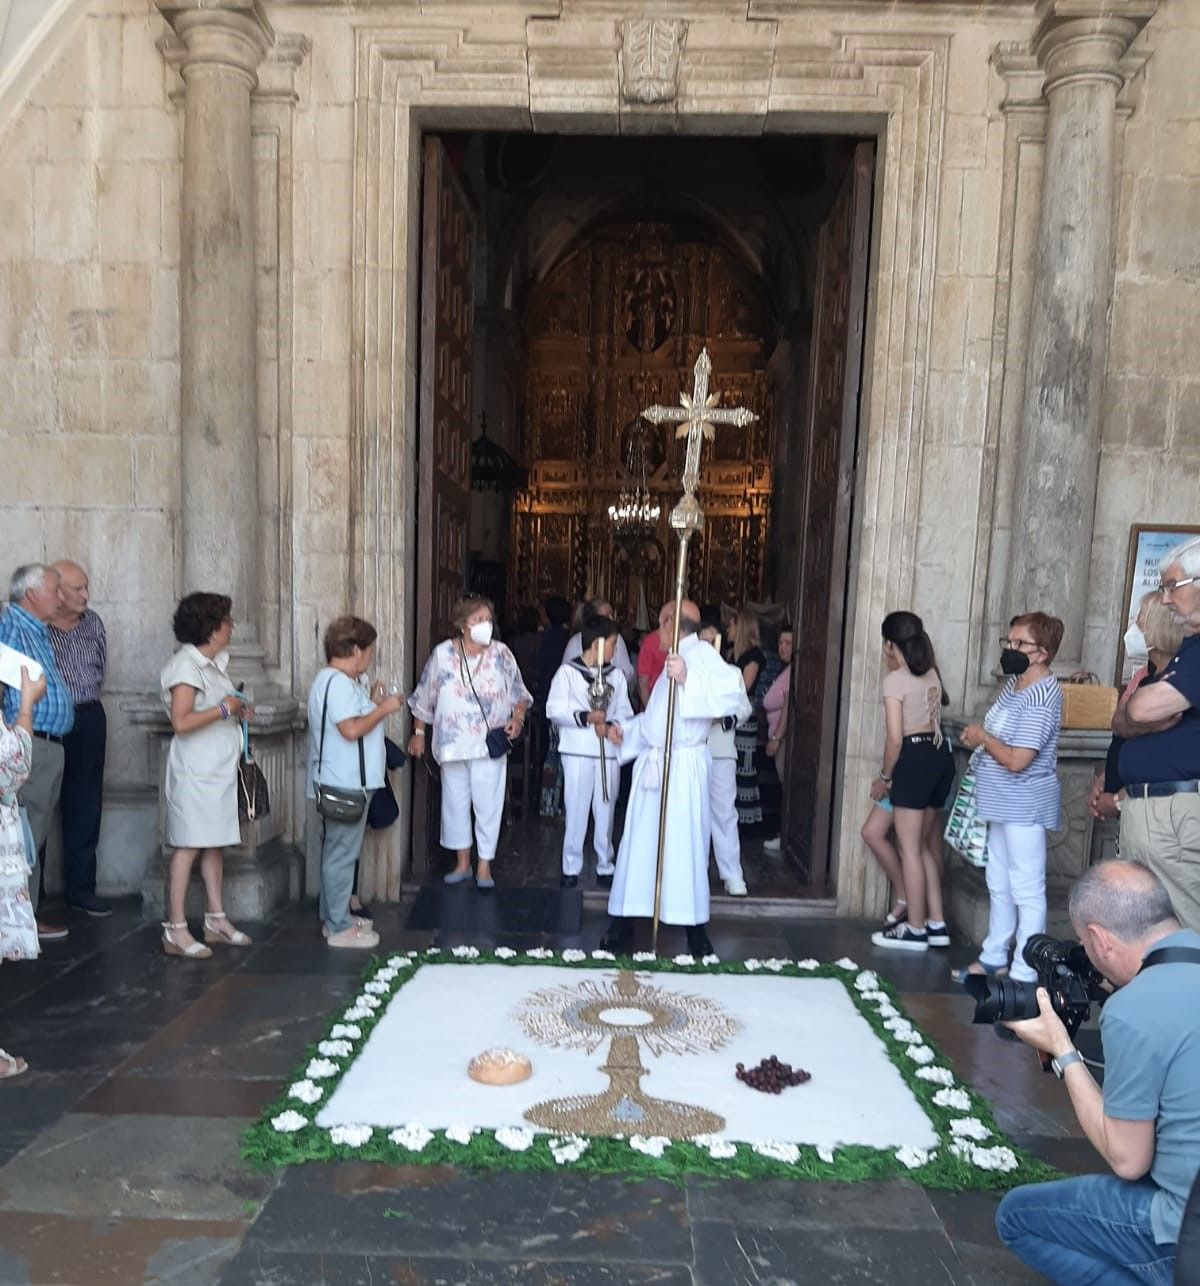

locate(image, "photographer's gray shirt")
[[1099, 928, 1200, 1243]]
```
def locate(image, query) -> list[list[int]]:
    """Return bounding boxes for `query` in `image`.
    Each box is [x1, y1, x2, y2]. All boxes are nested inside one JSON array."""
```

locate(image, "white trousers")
[[561, 754, 619, 876], [709, 757, 744, 882], [440, 756, 506, 860], [981, 821, 1047, 982]]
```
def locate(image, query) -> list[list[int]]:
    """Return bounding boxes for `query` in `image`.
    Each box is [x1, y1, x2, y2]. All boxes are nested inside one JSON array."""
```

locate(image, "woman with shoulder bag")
[[160, 593, 254, 959], [408, 595, 532, 889], [308, 616, 404, 950], [954, 612, 1064, 984]]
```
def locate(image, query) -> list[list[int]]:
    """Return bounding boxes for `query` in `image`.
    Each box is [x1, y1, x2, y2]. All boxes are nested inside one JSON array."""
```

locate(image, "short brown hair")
[[1010, 611, 1064, 662], [324, 615, 378, 661], [450, 595, 494, 632]]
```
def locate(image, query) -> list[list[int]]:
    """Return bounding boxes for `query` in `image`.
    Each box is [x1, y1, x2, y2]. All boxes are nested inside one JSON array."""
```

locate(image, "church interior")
[[421, 131, 874, 898]]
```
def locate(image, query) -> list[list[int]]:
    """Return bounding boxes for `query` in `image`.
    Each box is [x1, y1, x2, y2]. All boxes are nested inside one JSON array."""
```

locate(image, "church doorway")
[[410, 132, 875, 904]]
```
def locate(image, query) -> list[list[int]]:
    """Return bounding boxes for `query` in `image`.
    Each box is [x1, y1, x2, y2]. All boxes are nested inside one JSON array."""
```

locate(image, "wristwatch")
[[1051, 1049, 1083, 1079]]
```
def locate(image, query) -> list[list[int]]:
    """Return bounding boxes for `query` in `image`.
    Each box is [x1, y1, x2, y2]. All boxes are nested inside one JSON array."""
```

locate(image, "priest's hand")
[[664, 653, 687, 686], [585, 709, 606, 726], [606, 724, 623, 746]]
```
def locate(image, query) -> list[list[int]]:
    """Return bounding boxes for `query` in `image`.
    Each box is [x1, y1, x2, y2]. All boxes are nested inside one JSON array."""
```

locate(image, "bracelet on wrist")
[[878, 772, 892, 785], [218, 702, 230, 720], [413, 728, 426, 737]]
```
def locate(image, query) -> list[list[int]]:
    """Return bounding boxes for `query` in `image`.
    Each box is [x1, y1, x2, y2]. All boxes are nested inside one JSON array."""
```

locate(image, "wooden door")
[[412, 137, 474, 870], [782, 141, 874, 889]]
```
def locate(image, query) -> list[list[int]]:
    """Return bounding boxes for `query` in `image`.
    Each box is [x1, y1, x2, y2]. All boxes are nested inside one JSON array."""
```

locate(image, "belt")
[[33, 731, 64, 744], [903, 733, 941, 745], [1125, 781, 1200, 799], [75, 699, 103, 709]]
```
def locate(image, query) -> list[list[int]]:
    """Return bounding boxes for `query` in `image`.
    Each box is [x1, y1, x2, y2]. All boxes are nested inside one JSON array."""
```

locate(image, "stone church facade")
[[0, 0, 1196, 918]]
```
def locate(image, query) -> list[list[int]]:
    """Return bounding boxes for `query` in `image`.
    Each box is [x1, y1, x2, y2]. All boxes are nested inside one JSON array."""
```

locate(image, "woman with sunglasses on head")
[[953, 612, 1064, 984]]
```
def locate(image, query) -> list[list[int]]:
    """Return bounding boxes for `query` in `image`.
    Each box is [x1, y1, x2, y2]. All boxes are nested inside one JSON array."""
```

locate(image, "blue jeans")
[[997, 1175, 1176, 1284]]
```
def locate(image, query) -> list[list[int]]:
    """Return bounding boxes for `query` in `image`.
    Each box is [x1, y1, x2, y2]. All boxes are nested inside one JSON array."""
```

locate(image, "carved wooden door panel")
[[782, 141, 874, 889], [412, 137, 474, 870]]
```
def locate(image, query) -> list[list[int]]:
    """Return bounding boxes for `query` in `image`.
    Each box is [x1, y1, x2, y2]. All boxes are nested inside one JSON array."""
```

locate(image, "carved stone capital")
[[1032, 1, 1156, 96], [157, 0, 274, 89], [618, 17, 686, 105]]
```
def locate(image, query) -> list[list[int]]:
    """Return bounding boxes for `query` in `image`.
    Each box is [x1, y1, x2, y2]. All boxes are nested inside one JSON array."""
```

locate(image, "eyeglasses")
[[999, 637, 1040, 652], [1158, 577, 1197, 594]]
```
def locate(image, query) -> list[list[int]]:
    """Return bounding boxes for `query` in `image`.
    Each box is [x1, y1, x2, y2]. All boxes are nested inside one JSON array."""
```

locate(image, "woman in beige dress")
[[159, 592, 253, 959], [0, 665, 47, 1079]]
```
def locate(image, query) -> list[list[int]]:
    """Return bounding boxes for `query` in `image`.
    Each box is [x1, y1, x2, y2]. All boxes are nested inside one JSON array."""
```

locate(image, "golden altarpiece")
[[511, 221, 775, 619]]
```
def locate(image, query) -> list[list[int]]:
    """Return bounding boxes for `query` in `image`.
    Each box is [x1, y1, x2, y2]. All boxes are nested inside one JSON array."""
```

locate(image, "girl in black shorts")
[[869, 612, 954, 953]]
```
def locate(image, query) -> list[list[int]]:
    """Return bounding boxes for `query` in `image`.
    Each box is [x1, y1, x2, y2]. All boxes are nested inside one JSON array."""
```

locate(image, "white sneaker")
[[723, 876, 748, 896], [762, 836, 782, 855], [925, 921, 951, 948]]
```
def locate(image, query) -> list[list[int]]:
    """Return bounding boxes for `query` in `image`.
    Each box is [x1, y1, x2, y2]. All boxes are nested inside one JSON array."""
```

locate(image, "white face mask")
[[1124, 622, 1147, 657], [468, 621, 493, 647]]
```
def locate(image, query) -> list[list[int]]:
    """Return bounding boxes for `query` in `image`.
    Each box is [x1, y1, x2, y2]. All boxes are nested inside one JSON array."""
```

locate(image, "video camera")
[[964, 933, 1109, 1048]]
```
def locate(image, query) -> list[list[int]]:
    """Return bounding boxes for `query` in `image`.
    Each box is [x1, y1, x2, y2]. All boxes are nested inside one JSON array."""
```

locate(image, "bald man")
[[48, 560, 111, 916], [602, 598, 746, 957]]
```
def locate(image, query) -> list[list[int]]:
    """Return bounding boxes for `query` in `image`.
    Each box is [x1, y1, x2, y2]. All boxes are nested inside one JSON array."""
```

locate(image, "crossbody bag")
[[314, 673, 368, 822], [459, 642, 515, 759]]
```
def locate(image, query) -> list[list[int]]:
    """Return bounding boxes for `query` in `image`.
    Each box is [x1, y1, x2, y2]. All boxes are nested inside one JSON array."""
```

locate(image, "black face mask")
[[1000, 648, 1031, 677]]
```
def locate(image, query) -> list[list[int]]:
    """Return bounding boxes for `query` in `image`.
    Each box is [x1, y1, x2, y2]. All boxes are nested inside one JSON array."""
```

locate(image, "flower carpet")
[[243, 948, 1054, 1192]]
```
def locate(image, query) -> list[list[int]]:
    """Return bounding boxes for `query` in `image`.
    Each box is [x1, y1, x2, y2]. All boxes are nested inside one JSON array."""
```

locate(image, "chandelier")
[[608, 416, 660, 545]]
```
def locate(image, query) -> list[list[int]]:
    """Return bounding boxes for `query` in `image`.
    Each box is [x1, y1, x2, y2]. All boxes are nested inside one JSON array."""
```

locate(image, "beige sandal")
[[162, 921, 213, 959], [327, 922, 380, 950], [204, 912, 252, 947], [0, 1048, 28, 1080]]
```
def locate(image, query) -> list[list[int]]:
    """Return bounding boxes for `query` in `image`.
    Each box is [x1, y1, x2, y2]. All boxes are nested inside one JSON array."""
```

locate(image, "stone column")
[[1008, 2, 1152, 659], [160, 0, 273, 678]]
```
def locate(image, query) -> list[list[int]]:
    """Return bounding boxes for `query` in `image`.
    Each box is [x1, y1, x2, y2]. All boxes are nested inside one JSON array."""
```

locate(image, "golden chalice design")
[[515, 970, 738, 1138]]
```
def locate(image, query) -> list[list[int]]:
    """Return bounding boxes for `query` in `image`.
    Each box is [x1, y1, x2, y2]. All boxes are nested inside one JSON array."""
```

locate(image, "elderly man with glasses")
[[1111, 536, 1200, 931]]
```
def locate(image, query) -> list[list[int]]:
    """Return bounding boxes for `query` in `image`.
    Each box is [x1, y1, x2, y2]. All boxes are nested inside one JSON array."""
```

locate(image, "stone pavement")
[[0, 893, 1100, 1285]]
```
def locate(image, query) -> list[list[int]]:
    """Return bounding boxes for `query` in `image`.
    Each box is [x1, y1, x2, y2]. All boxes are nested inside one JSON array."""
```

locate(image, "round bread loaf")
[[468, 1048, 532, 1085]]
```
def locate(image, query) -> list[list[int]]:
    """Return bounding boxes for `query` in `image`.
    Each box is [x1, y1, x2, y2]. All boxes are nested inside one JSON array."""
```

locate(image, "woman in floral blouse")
[[1, 664, 47, 1079], [408, 596, 532, 888]]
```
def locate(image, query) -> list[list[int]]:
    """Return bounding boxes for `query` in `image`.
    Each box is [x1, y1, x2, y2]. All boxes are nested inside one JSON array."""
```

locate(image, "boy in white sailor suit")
[[699, 614, 752, 896], [546, 617, 633, 888]]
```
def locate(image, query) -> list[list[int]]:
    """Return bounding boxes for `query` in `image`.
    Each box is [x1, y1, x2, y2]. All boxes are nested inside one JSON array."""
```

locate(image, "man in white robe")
[[601, 599, 746, 957]]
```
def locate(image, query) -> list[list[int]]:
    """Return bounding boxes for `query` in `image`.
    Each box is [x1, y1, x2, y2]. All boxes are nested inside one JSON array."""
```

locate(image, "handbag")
[[366, 738, 407, 830], [314, 674, 368, 823], [237, 722, 270, 822], [1060, 671, 1119, 730], [460, 641, 517, 760], [943, 768, 988, 868]]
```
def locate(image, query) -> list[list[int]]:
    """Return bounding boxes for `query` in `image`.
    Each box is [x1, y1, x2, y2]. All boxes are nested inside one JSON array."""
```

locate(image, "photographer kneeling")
[[997, 860, 1200, 1284]]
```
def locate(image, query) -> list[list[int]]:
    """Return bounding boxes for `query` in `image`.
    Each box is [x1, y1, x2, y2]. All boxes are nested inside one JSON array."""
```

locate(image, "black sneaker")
[[686, 926, 714, 958], [68, 893, 113, 918], [870, 923, 929, 953], [559, 874, 579, 889], [925, 921, 951, 948]]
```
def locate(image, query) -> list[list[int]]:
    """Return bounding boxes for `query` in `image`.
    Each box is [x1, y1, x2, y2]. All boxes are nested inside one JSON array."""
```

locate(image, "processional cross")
[[640, 348, 758, 950]]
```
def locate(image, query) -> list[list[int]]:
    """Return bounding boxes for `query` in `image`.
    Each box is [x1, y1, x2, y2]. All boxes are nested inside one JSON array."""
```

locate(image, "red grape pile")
[[735, 1055, 811, 1094]]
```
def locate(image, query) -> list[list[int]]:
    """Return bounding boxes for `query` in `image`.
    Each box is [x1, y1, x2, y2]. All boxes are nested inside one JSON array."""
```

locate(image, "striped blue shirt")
[[973, 675, 1063, 829], [0, 604, 76, 736], [48, 608, 107, 705]]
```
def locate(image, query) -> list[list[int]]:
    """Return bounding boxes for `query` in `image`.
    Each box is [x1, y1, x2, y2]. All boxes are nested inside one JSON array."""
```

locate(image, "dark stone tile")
[[1008, 1133, 1108, 1174], [245, 1164, 691, 1263], [0, 1210, 245, 1286], [685, 1176, 940, 1231], [925, 1189, 1009, 1249], [951, 1239, 1046, 1286], [0, 1074, 98, 1165], [220, 1249, 692, 1286], [691, 1222, 963, 1286], [76, 1075, 281, 1118], [117, 973, 359, 1080], [0, 1113, 275, 1219]]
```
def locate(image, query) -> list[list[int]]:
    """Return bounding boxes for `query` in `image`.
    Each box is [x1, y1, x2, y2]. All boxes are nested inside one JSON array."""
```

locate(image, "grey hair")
[[9, 563, 50, 605], [1164, 536, 1200, 580], [1068, 860, 1177, 942]]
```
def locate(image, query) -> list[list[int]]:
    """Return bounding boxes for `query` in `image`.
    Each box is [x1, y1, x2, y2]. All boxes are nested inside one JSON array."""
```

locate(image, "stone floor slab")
[[684, 1175, 940, 1231], [691, 1222, 963, 1286], [0, 1114, 275, 1220], [0, 1210, 245, 1286], [76, 1075, 281, 1118], [243, 1164, 691, 1263], [220, 1248, 693, 1285]]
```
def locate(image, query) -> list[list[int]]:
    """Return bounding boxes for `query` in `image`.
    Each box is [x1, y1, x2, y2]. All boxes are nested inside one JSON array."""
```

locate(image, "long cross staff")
[[640, 348, 757, 953]]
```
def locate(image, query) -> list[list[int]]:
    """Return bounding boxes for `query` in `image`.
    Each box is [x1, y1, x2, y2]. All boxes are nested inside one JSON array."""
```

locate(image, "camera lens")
[[963, 974, 1041, 1024]]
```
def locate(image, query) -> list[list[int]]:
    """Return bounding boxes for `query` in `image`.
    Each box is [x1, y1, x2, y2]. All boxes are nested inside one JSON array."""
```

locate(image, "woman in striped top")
[[954, 612, 1064, 984]]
